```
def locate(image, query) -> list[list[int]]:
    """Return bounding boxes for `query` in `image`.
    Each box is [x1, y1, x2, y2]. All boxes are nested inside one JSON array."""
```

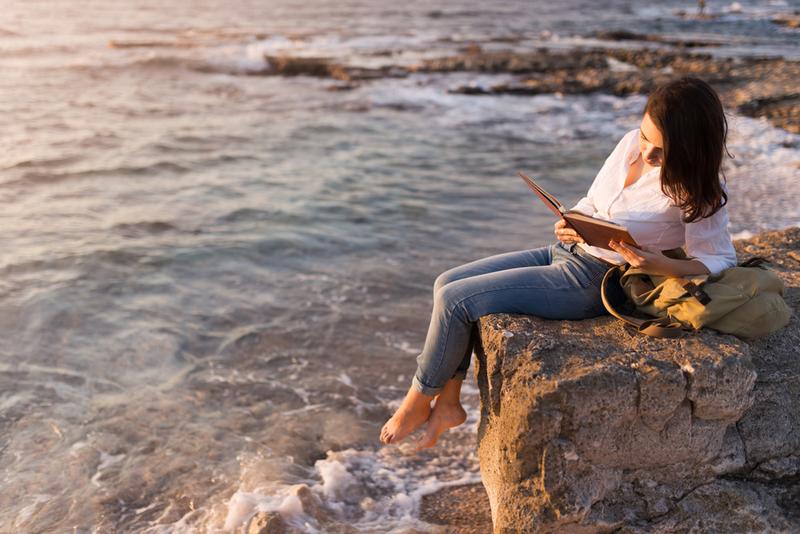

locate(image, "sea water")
[[0, 0, 798, 532]]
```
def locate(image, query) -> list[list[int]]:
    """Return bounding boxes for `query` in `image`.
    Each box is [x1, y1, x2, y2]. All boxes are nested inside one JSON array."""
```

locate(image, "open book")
[[517, 171, 640, 251]]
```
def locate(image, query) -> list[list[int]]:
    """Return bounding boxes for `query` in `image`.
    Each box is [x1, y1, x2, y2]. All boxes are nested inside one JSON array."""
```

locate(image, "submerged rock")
[[472, 227, 799, 533]]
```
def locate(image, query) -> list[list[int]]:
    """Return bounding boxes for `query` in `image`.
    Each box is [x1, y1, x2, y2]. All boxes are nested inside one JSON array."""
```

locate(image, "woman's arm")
[[682, 189, 737, 276], [608, 240, 711, 277], [608, 185, 737, 277]]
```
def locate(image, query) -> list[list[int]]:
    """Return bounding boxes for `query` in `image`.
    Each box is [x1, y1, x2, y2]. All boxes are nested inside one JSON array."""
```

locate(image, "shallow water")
[[0, 1, 799, 532]]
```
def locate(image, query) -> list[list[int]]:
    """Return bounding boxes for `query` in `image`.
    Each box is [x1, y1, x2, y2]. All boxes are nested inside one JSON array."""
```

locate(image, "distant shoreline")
[[256, 31, 800, 135]]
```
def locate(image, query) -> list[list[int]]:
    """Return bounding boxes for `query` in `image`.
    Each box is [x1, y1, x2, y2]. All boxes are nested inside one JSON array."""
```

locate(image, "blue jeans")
[[412, 241, 618, 396]]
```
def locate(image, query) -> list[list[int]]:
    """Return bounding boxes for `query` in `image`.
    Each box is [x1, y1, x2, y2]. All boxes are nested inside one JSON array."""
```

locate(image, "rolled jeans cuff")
[[412, 373, 444, 396]]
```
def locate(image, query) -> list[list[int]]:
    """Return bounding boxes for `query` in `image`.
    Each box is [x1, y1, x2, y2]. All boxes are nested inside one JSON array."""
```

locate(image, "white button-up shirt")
[[572, 128, 737, 276]]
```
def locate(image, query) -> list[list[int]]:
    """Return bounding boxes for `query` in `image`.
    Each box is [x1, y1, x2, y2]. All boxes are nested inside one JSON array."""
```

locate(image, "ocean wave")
[[1, 161, 192, 187], [111, 221, 181, 238], [0, 155, 83, 172]]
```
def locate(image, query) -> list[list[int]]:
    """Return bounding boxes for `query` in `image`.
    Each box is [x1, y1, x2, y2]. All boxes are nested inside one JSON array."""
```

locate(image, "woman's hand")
[[608, 240, 672, 274], [609, 240, 712, 276], [554, 218, 585, 244]]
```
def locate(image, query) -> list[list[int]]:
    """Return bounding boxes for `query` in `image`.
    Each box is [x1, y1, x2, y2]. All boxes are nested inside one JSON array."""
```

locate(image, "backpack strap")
[[600, 266, 687, 339], [739, 256, 771, 268]]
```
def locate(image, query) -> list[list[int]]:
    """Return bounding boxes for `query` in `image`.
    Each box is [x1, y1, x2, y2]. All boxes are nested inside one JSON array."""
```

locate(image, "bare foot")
[[414, 400, 467, 451], [380, 388, 434, 445]]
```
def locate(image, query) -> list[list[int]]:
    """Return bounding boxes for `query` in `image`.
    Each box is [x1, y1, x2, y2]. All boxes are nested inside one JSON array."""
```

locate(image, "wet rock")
[[289, 485, 361, 533], [259, 42, 800, 133], [263, 55, 337, 77], [591, 30, 724, 48], [737, 92, 800, 135], [771, 15, 800, 29], [435, 46, 800, 134], [263, 55, 408, 82], [473, 227, 799, 532], [245, 511, 287, 534], [416, 50, 609, 75]]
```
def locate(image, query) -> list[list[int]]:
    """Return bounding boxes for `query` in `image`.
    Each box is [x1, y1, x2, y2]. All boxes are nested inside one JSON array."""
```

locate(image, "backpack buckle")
[[682, 281, 712, 305]]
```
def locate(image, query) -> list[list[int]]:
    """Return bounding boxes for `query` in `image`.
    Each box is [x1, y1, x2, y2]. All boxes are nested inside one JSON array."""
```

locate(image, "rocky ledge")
[[464, 226, 799, 533], [258, 31, 800, 134]]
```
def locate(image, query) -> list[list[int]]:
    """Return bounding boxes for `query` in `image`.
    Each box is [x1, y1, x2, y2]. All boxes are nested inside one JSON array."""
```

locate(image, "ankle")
[[434, 397, 464, 410]]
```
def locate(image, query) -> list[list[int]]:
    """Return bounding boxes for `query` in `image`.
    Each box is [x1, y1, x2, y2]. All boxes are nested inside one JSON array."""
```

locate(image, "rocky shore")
[[420, 226, 799, 533], [258, 30, 800, 134]]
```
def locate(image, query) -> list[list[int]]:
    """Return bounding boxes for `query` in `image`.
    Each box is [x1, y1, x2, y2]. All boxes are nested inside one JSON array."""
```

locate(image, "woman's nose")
[[643, 146, 660, 163]]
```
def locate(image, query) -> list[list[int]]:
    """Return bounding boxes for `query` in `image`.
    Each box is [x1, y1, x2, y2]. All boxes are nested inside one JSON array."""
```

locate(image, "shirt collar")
[[626, 147, 640, 166]]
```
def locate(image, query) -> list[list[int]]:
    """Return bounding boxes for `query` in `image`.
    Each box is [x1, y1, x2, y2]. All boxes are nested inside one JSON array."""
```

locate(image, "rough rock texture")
[[419, 483, 494, 533], [474, 227, 800, 533]]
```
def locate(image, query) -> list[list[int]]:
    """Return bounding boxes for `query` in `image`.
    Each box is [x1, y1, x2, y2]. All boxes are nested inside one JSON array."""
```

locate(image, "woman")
[[379, 76, 737, 451]]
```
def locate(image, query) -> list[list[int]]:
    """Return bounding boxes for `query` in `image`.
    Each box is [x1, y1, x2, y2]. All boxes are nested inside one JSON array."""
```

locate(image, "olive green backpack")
[[600, 249, 792, 339]]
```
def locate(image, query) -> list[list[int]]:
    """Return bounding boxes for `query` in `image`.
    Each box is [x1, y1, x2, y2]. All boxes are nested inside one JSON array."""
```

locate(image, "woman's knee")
[[434, 278, 469, 312], [434, 267, 462, 294]]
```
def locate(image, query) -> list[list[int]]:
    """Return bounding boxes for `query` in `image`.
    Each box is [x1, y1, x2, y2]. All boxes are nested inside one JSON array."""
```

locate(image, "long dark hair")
[[644, 76, 733, 223]]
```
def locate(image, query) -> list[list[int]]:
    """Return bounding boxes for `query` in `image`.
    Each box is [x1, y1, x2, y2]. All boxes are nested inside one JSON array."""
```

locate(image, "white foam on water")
[[204, 449, 482, 533], [731, 229, 755, 240], [337, 371, 354, 387], [14, 494, 53, 526], [227, 30, 456, 72], [393, 340, 420, 355], [90, 451, 126, 487], [316, 456, 359, 500], [166, 367, 484, 533], [722, 114, 800, 234], [357, 73, 648, 145], [222, 489, 313, 532]]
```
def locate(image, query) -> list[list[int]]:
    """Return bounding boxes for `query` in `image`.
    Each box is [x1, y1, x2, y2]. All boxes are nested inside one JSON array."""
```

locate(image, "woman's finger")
[[558, 229, 584, 243], [609, 240, 628, 258], [610, 240, 642, 265], [617, 241, 645, 263]]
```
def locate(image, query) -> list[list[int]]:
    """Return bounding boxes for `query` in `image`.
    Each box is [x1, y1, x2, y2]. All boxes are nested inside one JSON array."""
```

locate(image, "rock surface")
[[471, 227, 799, 533], [419, 483, 494, 533]]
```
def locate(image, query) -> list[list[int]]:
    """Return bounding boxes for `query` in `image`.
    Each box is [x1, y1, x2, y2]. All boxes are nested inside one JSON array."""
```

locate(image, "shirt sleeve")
[[569, 128, 638, 216], [684, 186, 738, 276]]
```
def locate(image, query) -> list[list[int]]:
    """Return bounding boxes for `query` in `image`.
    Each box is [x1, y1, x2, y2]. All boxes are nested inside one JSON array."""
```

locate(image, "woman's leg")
[[380, 245, 554, 447], [412, 250, 608, 449], [433, 244, 554, 382], [381, 243, 610, 447], [433, 244, 554, 294]]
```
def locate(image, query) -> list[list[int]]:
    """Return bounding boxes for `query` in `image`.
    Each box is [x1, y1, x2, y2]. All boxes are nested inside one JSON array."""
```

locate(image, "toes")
[[380, 423, 391, 444]]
